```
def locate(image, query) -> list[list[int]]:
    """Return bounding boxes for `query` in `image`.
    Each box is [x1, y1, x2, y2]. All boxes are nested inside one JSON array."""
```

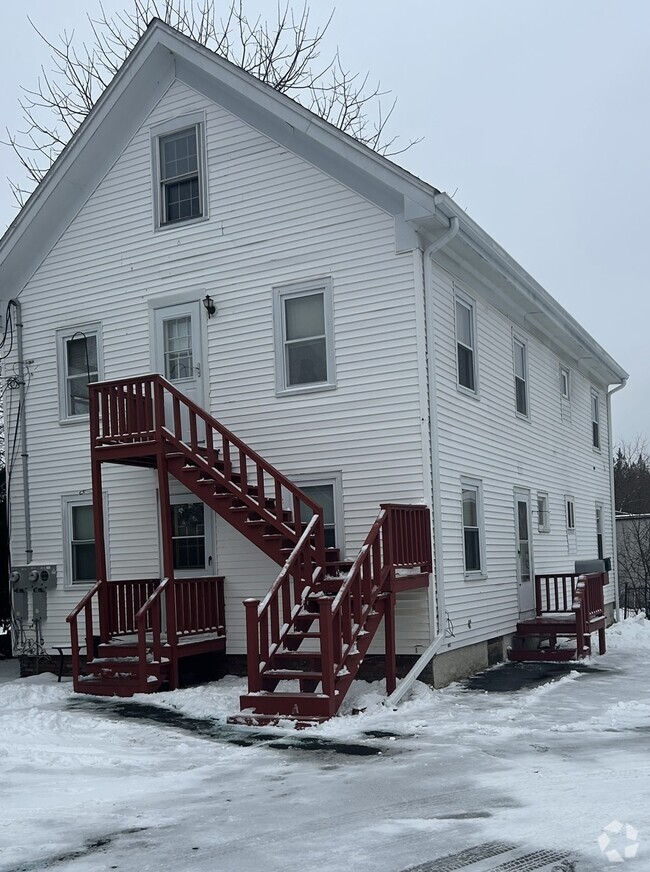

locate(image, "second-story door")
[[153, 301, 205, 406]]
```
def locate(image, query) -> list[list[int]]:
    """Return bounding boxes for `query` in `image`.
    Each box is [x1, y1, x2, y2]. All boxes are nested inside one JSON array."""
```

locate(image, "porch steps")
[[73, 375, 432, 720]]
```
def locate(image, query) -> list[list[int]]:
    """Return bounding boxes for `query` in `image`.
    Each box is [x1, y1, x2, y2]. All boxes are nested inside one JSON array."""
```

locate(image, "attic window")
[[158, 125, 203, 225]]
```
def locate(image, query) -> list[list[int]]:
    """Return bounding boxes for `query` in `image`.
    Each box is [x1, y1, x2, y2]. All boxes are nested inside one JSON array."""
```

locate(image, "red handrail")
[[66, 579, 104, 691], [89, 375, 326, 562], [535, 571, 607, 615], [135, 577, 170, 693], [246, 515, 323, 692]]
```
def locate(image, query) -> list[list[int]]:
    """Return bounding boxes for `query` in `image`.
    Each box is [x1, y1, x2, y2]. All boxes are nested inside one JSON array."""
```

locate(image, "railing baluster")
[[239, 449, 248, 494]]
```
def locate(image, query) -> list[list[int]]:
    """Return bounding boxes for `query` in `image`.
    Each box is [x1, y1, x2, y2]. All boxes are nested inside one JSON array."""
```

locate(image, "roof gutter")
[[388, 205, 459, 706], [607, 378, 627, 621]]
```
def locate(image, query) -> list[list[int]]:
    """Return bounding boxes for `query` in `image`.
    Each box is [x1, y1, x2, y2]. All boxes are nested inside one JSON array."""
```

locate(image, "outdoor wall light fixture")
[[202, 294, 216, 318]]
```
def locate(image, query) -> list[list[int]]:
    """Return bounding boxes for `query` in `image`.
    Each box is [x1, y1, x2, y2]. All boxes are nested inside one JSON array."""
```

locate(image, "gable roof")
[[0, 19, 627, 388]]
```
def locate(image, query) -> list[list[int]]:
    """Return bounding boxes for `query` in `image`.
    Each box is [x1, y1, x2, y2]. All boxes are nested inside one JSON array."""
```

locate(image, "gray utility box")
[[10, 566, 58, 623], [10, 565, 58, 591]]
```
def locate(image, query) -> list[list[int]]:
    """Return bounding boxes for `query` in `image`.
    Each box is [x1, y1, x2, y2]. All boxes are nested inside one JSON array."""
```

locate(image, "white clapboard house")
[[1, 20, 627, 723]]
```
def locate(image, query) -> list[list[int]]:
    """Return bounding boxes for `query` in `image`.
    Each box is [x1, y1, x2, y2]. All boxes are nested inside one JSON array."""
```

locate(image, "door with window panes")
[[168, 495, 214, 578], [153, 301, 205, 441], [514, 488, 535, 614]]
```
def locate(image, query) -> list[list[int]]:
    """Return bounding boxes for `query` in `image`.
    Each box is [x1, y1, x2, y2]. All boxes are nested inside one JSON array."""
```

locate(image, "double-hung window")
[[57, 325, 102, 422], [461, 479, 483, 575], [171, 501, 206, 571], [560, 366, 570, 400], [274, 279, 335, 393], [297, 476, 342, 550], [63, 495, 99, 585], [513, 336, 528, 417], [455, 295, 476, 392], [566, 497, 575, 531], [591, 390, 601, 450], [537, 492, 550, 533], [153, 114, 206, 227]]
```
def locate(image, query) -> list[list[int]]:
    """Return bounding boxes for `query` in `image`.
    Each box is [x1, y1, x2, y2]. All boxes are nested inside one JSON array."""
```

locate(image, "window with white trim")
[[294, 473, 343, 552], [152, 115, 207, 228], [171, 501, 207, 571], [595, 503, 604, 560], [566, 496, 575, 531], [537, 492, 550, 533], [461, 479, 484, 574], [560, 366, 570, 400], [274, 280, 335, 393], [56, 325, 102, 422], [591, 390, 601, 450], [63, 496, 97, 585], [455, 295, 477, 392], [513, 336, 528, 417]]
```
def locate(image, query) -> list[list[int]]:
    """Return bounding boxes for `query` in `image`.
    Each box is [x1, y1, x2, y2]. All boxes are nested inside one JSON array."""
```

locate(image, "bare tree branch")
[[5, 0, 420, 205]]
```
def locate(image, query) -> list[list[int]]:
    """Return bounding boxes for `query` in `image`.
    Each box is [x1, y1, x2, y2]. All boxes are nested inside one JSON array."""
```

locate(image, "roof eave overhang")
[[413, 195, 628, 389]]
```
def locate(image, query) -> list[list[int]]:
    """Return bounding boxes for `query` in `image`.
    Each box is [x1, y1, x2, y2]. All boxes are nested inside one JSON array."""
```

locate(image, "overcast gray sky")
[[1, 1, 647, 444]]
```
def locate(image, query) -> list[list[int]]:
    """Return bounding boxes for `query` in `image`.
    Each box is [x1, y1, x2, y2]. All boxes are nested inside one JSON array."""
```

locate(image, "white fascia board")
[[428, 194, 628, 387], [0, 39, 175, 297], [153, 22, 441, 217]]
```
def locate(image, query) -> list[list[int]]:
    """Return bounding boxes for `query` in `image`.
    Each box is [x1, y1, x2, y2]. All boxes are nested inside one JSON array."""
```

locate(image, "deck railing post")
[[244, 599, 261, 693], [319, 598, 336, 710], [383, 587, 397, 695]]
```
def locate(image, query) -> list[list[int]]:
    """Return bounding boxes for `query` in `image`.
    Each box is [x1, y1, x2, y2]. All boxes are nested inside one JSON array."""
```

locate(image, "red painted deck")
[[68, 375, 432, 721], [508, 571, 608, 662]]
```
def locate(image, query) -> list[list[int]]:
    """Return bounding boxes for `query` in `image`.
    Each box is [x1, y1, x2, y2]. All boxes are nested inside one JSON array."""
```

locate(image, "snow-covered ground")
[[2, 617, 649, 872]]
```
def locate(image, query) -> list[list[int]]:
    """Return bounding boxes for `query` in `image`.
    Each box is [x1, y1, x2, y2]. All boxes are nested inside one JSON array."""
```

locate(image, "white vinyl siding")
[[273, 279, 335, 394], [56, 324, 102, 422], [429, 263, 615, 653], [8, 79, 429, 654]]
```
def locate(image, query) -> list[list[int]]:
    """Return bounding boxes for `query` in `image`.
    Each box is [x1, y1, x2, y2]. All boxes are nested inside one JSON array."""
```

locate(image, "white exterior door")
[[153, 301, 205, 439], [514, 488, 535, 615], [153, 301, 205, 406]]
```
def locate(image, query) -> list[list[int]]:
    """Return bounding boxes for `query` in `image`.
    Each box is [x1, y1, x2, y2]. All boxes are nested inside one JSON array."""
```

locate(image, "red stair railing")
[[89, 375, 326, 561], [67, 579, 104, 691], [535, 571, 607, 615], [135, 578, 170, 692], [245, 515, 324, 692]]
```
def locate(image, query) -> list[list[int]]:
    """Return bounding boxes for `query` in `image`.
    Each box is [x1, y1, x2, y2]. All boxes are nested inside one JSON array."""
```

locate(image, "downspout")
[[388, 206, 459, 706], [607, 377, 627, 621], [11, 299, 32, 564]]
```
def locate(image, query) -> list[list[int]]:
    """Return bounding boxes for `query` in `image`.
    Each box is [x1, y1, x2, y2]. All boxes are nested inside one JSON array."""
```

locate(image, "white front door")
[[514, 488, 535, 615], [153, 301, 205, 406]]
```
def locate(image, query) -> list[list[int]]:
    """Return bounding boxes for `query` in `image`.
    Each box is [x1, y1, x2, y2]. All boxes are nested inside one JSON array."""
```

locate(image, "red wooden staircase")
[[508, 571, 608, 662], [67, 375, 432, 721]]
